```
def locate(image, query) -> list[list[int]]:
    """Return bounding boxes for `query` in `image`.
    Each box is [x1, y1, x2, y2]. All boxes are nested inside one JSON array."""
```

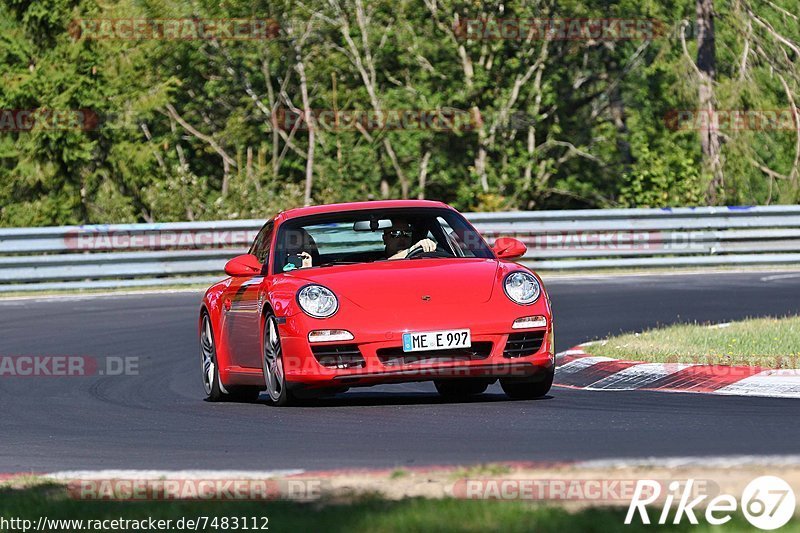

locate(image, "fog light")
[[308, 329, 354, 343], [512, 316, 547, 329]]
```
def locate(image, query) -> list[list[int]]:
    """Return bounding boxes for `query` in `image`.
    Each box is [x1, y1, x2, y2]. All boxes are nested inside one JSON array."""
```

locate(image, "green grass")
[[448, 464, 513, 481], [583, 315, 800, 366], [389, 469, 409, 480], [0, 483, 793, 532], [539, 265, 800, 277]]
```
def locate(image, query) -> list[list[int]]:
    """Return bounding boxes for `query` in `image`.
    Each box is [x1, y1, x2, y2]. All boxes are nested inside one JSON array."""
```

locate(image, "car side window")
[[437, 216, 469, 257], [249, 222, 274, 265]]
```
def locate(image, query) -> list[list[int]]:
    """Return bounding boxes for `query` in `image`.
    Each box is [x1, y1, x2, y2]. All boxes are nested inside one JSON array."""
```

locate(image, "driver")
[[383, 219, 437, 259]]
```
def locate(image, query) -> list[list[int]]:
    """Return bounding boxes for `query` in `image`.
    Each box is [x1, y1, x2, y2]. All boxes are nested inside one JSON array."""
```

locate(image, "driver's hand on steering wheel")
[[408, 238, 437, 255]]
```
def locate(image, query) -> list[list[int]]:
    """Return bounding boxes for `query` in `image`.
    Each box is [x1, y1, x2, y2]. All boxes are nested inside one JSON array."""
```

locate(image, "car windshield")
[[274, 208, 493, 273]]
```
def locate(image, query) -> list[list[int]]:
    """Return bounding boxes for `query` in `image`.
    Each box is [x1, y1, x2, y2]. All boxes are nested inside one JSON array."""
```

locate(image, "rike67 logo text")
[[626, 476, 796, 530]]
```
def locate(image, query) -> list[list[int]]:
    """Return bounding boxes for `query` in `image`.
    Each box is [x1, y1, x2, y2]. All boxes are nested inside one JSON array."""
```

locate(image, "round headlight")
[[503, 272, 541, 305], [297, 285, 339, 318]]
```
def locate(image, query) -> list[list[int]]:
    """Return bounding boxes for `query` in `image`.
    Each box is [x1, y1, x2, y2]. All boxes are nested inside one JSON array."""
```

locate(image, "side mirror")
[[224, 254, 262, 277], [492, 237, 527, 260]]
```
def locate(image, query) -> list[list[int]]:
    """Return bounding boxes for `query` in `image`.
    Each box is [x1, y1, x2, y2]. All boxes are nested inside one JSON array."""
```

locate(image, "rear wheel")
[[500, 368, 554, 400], [434, 379, 491, 399], [200, 313, 260, 403], [262, 314, 298, 407]]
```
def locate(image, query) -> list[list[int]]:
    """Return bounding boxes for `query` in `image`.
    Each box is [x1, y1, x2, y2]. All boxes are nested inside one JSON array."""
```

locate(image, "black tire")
[[434, 379, 491, 399], [500, 368, 554, 400], [201, 313, 260, 403], [200, 312, 226, 402], [262, 313, 298, 407]]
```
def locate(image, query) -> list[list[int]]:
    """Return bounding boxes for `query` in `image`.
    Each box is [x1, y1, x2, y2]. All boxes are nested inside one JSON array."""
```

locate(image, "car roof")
[[274, 199, 452, 222]]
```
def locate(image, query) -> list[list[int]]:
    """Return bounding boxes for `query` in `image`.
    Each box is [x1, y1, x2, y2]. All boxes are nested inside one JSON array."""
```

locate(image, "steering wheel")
[[405, 245, 428, 258], [406, 245, 451, 259]]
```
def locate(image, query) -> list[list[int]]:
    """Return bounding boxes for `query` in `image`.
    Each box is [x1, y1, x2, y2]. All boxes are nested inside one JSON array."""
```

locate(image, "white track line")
[[761, 273, 800, 281], [44, 469, 304, 480], [0, 288, 204, 304], [578, 455, 800, 469]]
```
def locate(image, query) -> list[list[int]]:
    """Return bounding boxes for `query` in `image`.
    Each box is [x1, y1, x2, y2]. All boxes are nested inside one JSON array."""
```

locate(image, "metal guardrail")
[[1, 205, 799, 291]]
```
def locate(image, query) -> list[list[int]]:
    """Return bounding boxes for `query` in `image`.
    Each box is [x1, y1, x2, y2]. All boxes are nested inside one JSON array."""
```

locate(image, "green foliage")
[[0, 0, 798, 226], [619, 134, 704, 207]]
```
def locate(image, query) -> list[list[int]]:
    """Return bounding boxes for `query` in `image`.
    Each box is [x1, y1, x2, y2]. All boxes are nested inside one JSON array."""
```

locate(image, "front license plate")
[[402, 329, 471, 353]]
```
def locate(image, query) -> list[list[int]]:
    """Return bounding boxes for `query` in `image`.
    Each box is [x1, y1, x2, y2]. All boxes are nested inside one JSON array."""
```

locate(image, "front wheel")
[[262, 314, 298, 407], [500, 368, 554, 400], [200, 313, 225, 401]]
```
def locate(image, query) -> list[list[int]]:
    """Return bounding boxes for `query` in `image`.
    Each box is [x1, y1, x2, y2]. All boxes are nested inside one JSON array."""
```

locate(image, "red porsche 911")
[[199, 200, 554, 406]]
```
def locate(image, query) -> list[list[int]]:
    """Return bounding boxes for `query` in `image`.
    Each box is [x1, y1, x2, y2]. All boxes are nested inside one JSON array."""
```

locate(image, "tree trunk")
[[609, 85, 633, 174], [418, 150, 431, 199], [696, 0, 724, 203], [296, 50, 314, 206]]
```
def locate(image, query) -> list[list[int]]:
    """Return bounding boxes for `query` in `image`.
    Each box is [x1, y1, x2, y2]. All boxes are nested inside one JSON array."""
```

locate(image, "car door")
[[222, 221, 273, 370]]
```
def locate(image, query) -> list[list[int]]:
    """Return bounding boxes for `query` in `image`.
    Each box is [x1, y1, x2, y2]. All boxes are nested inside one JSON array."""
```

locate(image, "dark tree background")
[[1, 0, 798, 226]]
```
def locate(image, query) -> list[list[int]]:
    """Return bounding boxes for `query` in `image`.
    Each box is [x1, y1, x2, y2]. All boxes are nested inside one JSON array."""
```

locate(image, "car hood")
[[287, 258, 499, 309]]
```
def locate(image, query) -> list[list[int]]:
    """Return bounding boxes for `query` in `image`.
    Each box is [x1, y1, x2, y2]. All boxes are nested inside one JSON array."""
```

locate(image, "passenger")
[[284, 229, 318, 270]]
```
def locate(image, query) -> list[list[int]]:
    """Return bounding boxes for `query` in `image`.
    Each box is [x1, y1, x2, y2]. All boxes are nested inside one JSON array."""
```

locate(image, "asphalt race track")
[[2, 271, 800, 472]]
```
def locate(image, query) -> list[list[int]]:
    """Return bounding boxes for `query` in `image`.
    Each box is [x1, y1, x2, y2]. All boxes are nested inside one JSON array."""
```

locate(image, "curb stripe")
[[555, 356, 614, 373], [646, 365, 765, 393], [557, 360, 638, 388], [587, 363, 694, 390], [715, 372, 800, 398], [555, 347, 800, 399]]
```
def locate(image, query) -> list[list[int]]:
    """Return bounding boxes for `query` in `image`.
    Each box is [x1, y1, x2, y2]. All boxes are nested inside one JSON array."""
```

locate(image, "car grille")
[[377, 342, 493, 366], [503, 331, 545, 358], [311, 344, 366, 369]]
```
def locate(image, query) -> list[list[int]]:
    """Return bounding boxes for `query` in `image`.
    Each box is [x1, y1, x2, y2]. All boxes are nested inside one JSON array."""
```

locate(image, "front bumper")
[[279, 325, 555, 389]]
